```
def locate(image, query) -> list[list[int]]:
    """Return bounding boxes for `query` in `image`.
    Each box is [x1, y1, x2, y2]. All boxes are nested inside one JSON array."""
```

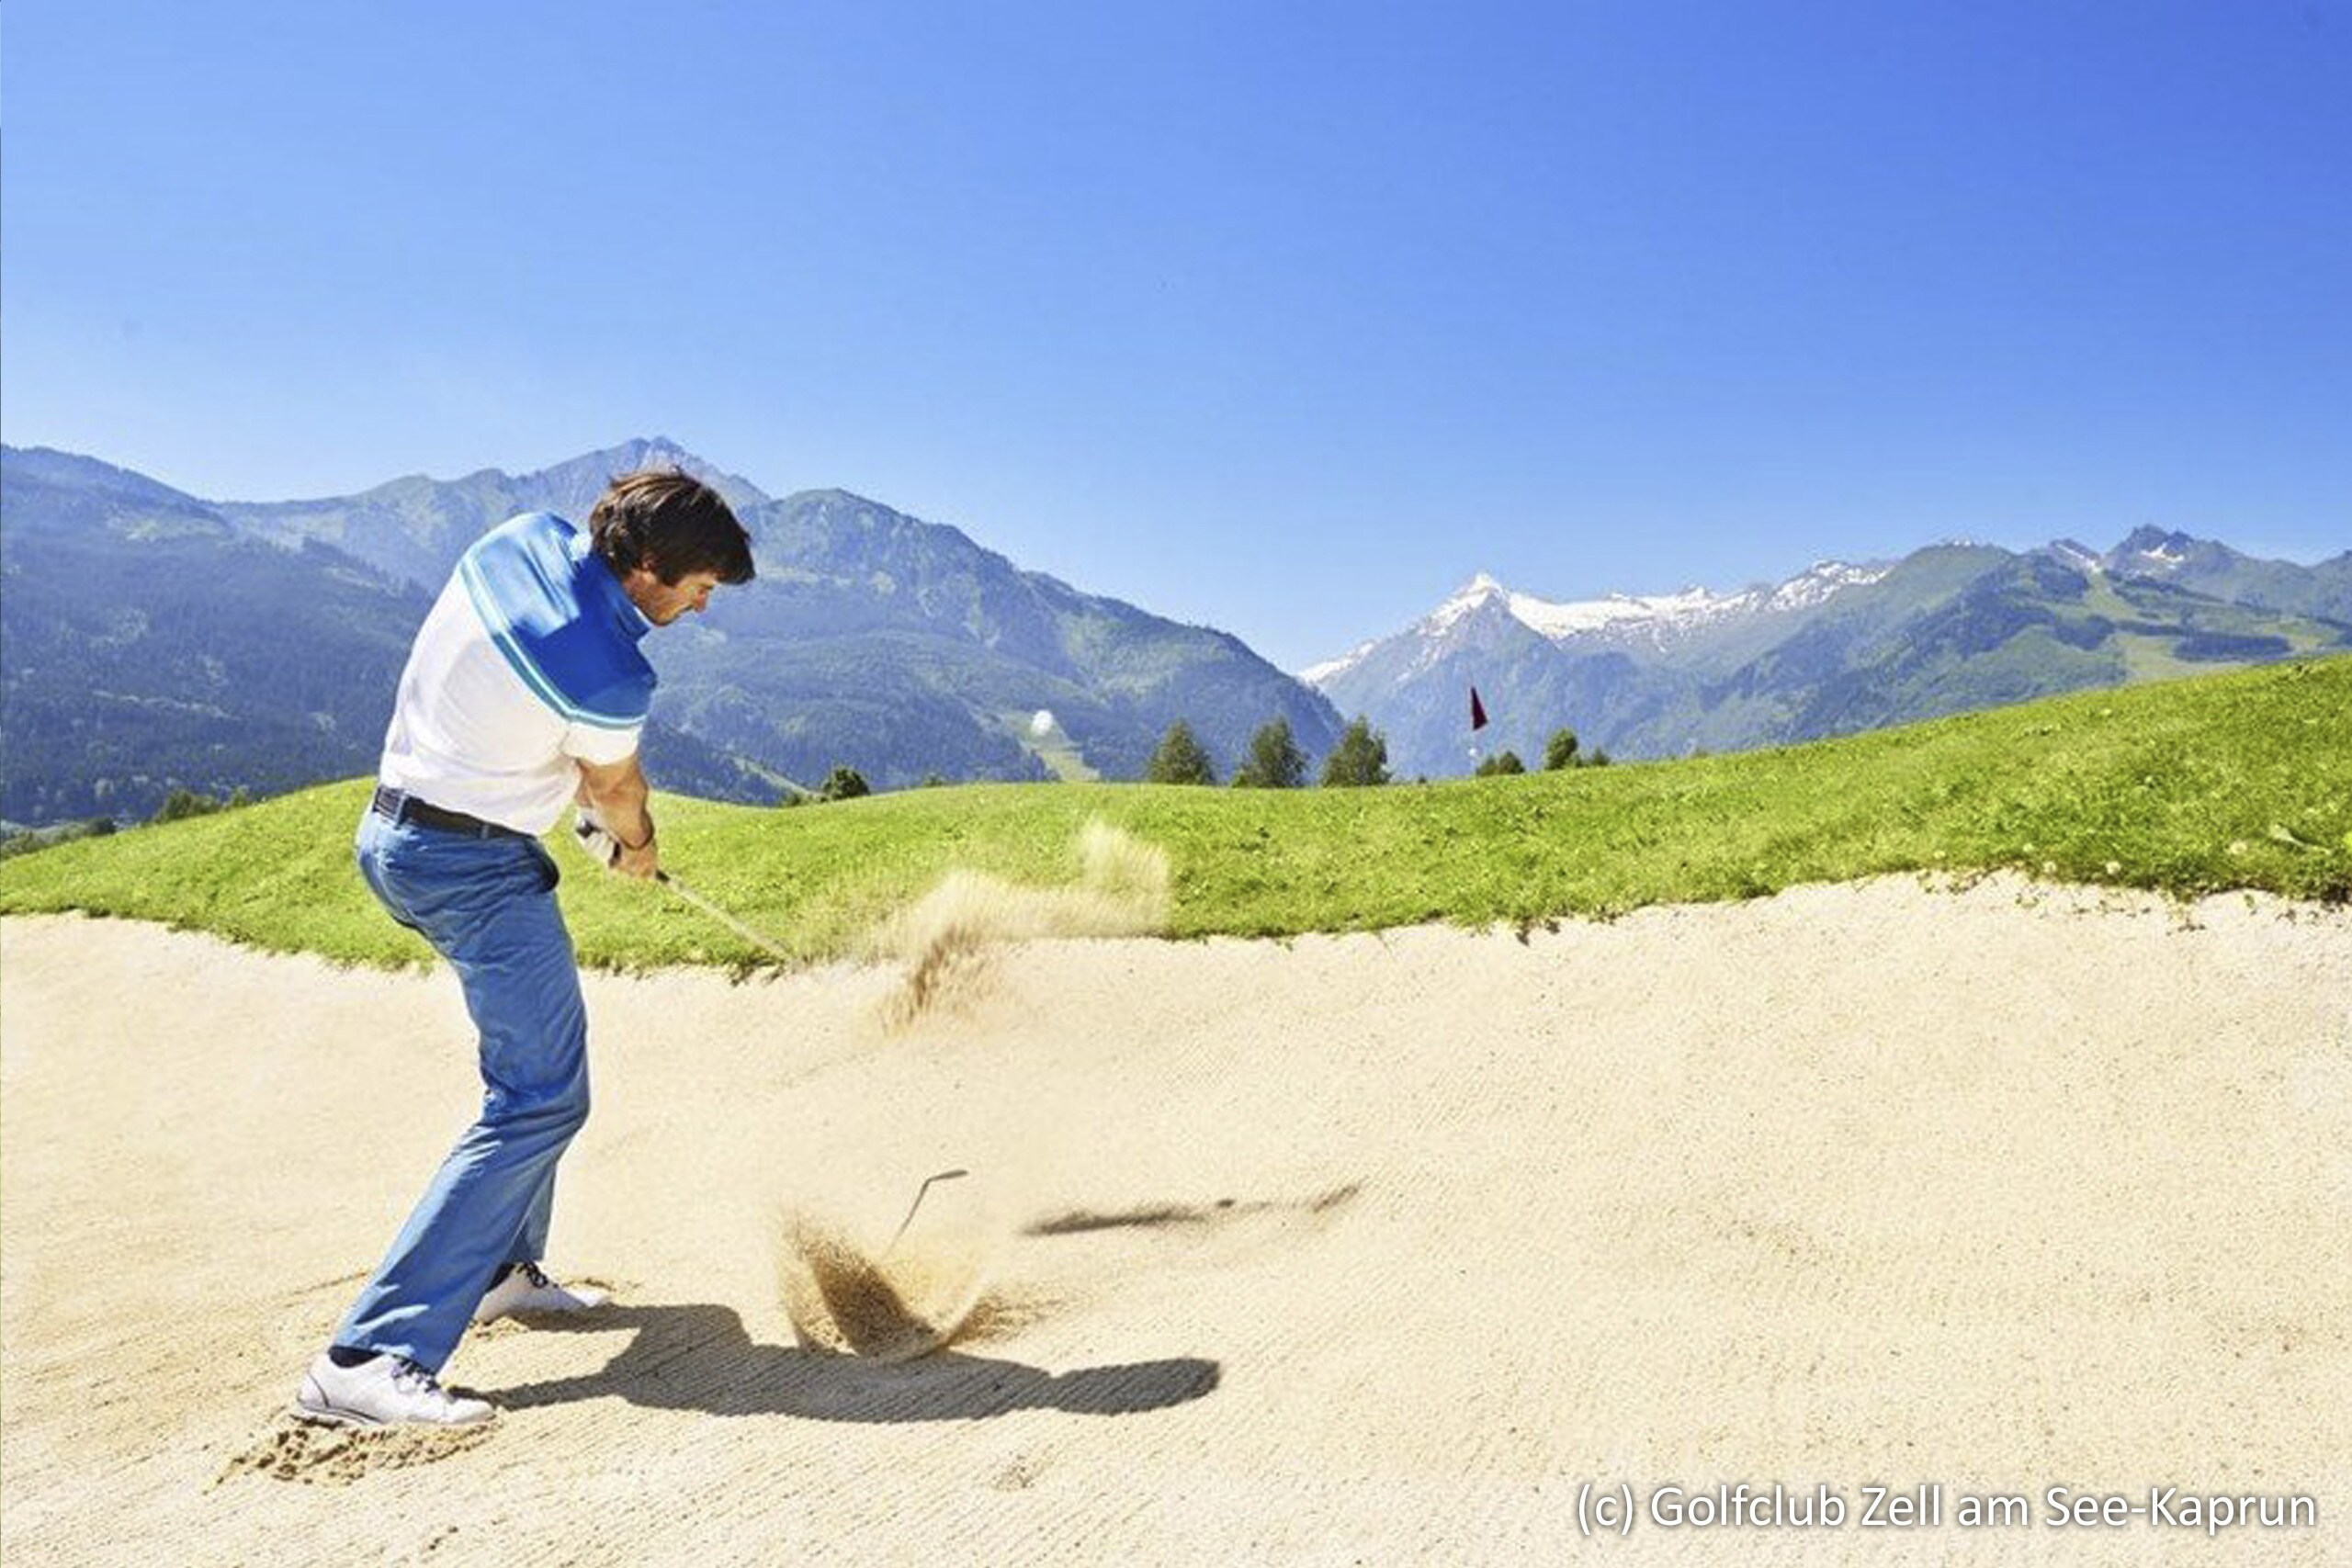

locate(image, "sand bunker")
[[876, 818, 1169, 1026], [6, 875, 2350, 1564]]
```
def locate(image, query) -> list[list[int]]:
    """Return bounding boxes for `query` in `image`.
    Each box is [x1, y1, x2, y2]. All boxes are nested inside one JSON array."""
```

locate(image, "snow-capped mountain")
[[1306, 536, 2348, 779], [2108, 525, 2199, 573], [1296, 640, 1380, 687], [1433, 571, 1755, 642], [2033, 527, 2352, 624], [1306, 559, 1891, 688]]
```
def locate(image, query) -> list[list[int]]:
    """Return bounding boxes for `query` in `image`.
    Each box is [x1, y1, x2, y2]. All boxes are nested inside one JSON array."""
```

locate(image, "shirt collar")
[[569, 528, 654, 643]]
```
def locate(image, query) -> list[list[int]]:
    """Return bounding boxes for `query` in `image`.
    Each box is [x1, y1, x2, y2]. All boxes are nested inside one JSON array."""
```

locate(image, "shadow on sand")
[[1023, 1182, 1362, 1236], [488, 1303, 1218, 1424]]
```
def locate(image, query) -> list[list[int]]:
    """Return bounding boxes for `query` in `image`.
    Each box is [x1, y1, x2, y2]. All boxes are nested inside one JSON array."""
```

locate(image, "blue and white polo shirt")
[[378, 512, 655, 834]]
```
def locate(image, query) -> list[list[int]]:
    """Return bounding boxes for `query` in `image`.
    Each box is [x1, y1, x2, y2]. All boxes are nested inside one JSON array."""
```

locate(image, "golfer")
[[295, 468, 754, 1427]]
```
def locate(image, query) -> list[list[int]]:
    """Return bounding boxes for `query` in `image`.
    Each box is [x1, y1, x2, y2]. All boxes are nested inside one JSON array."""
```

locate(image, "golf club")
[[654, 870, 795, 964], [572, 812, 794, 963], [886, 1168, 970, 1256]]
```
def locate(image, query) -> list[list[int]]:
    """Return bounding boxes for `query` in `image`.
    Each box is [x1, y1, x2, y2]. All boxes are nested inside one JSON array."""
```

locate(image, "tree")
[[153, 788, 224, 823], [1232, 716, 1306, 789], [817, 764, 870, 802], [1474, 750, 1525, 776], [1145, 720, 1216, 785], [1544, 728, 1580, 771], [1318, 716, 1390, 787]]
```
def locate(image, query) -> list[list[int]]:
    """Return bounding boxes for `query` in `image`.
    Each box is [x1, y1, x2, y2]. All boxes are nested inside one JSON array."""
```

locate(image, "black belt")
[[371, 785, 527, 840]]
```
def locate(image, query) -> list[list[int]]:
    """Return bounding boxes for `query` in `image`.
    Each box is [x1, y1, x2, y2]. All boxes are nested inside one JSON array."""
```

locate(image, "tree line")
[[1473, 728, 1612, 776], [1142, 716, 1610, 788]]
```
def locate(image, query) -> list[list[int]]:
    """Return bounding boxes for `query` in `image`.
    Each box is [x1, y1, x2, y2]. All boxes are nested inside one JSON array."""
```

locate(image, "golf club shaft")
[[887, 1168, 971, 1254], [655, 871, 795, 964]]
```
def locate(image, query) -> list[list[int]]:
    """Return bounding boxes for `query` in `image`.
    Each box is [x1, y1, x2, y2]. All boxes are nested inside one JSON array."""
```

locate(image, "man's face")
[[627, 568, 726, 626]]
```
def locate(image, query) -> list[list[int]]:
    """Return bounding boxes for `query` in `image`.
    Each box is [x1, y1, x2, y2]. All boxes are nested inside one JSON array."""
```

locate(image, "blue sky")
[[5, 2, 2346, 669]]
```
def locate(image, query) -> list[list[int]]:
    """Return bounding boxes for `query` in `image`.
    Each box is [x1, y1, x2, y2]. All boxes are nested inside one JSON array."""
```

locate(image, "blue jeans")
[[334, 808, 591, 1371]]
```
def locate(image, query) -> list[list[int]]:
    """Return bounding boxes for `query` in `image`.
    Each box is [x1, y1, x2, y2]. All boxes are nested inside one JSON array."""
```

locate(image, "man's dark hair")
[[589, 468, 756, 586]]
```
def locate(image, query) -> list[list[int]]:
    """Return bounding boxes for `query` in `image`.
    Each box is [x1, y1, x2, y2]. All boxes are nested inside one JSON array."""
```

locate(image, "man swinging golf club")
[[295, 468, 754, 1427]]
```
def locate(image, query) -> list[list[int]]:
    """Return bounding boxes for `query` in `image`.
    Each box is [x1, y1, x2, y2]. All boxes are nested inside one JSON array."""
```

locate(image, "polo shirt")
[[378, 512, 656, 834]]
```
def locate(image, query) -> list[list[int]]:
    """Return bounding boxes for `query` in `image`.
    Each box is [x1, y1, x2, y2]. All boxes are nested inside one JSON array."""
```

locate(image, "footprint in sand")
[[215, 1418, 492, 1487]]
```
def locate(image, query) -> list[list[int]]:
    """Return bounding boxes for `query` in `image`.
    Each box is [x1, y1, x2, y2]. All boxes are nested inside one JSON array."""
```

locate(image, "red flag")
[[1469, 685, 1488, 731]]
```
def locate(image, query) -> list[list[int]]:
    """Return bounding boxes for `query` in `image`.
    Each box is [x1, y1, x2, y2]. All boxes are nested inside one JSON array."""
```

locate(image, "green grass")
[[5, 657, 2347, 971]]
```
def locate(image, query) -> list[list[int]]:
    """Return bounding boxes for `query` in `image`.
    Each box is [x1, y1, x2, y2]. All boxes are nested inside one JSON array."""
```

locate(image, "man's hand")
[[574, 753, 660, 881], [572, 809, 661, 880], [611, 831, 660, 881]]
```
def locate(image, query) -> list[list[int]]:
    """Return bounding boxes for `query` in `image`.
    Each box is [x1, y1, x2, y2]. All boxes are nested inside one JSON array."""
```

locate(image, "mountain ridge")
[[0, 441, 1341, 825], [7, 437, 2341, 822], [1307, 530, 2350, 777]]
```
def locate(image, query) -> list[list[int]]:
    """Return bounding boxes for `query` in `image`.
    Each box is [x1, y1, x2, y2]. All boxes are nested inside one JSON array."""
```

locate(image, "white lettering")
[[2044, 1487, 2131, 1527]]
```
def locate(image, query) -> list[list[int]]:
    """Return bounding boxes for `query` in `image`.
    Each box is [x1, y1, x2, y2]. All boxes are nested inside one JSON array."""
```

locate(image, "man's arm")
[[575, 753, 660, 880]]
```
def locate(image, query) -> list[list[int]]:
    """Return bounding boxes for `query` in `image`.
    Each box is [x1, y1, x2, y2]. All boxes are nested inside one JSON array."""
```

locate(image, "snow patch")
[[1298, 641, 1379, 687], [1315, 555, 1888, 682], [1485, 560, 1883, 646], [1763, 560, 1889, 612], [1503, 584, 1747, 638], [1420, 573, 1510, 636]]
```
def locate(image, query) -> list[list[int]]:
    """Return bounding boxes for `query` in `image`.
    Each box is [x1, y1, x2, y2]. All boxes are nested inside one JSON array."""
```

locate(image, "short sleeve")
[[560, 719, 642, 767]]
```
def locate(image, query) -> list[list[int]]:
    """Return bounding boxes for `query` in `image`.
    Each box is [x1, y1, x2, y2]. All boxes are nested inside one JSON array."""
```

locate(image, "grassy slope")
[[3, 658, 2346, 971]]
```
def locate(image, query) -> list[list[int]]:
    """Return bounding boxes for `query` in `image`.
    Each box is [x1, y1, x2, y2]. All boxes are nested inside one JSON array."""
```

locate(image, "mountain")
[[216, 437, 775, 592], [1309, 534, 2351, 777], [2081, 526, 2352, 623], [664, 488, 1341, 787], [0, 443, 1341, 827], [220, 449, 1344, 790], [0, 449, 426, 825]]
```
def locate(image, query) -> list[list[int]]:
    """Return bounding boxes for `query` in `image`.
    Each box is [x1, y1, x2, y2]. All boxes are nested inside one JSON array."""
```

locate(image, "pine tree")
[[1318, 716, 1391, 787], [1474, 750, 1525, 776], [1145, 720, 1216, 784], [818, 764, 870, 801], [1232, 716, 1306, 788], [1544, 728, 1580, 771]]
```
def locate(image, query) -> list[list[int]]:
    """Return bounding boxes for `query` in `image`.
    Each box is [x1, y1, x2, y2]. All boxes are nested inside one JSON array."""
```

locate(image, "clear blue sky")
[[5, 2, 2346, 669]]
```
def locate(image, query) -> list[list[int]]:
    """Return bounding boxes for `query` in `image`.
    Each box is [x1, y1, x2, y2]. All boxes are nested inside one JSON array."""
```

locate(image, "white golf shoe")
[[473, 1261, 609, 1323], [293, 1352, 494, 1427]]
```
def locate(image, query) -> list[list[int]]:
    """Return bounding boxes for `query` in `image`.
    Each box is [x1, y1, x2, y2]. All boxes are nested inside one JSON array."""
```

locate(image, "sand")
[[3, 875, 2347, 1564]]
